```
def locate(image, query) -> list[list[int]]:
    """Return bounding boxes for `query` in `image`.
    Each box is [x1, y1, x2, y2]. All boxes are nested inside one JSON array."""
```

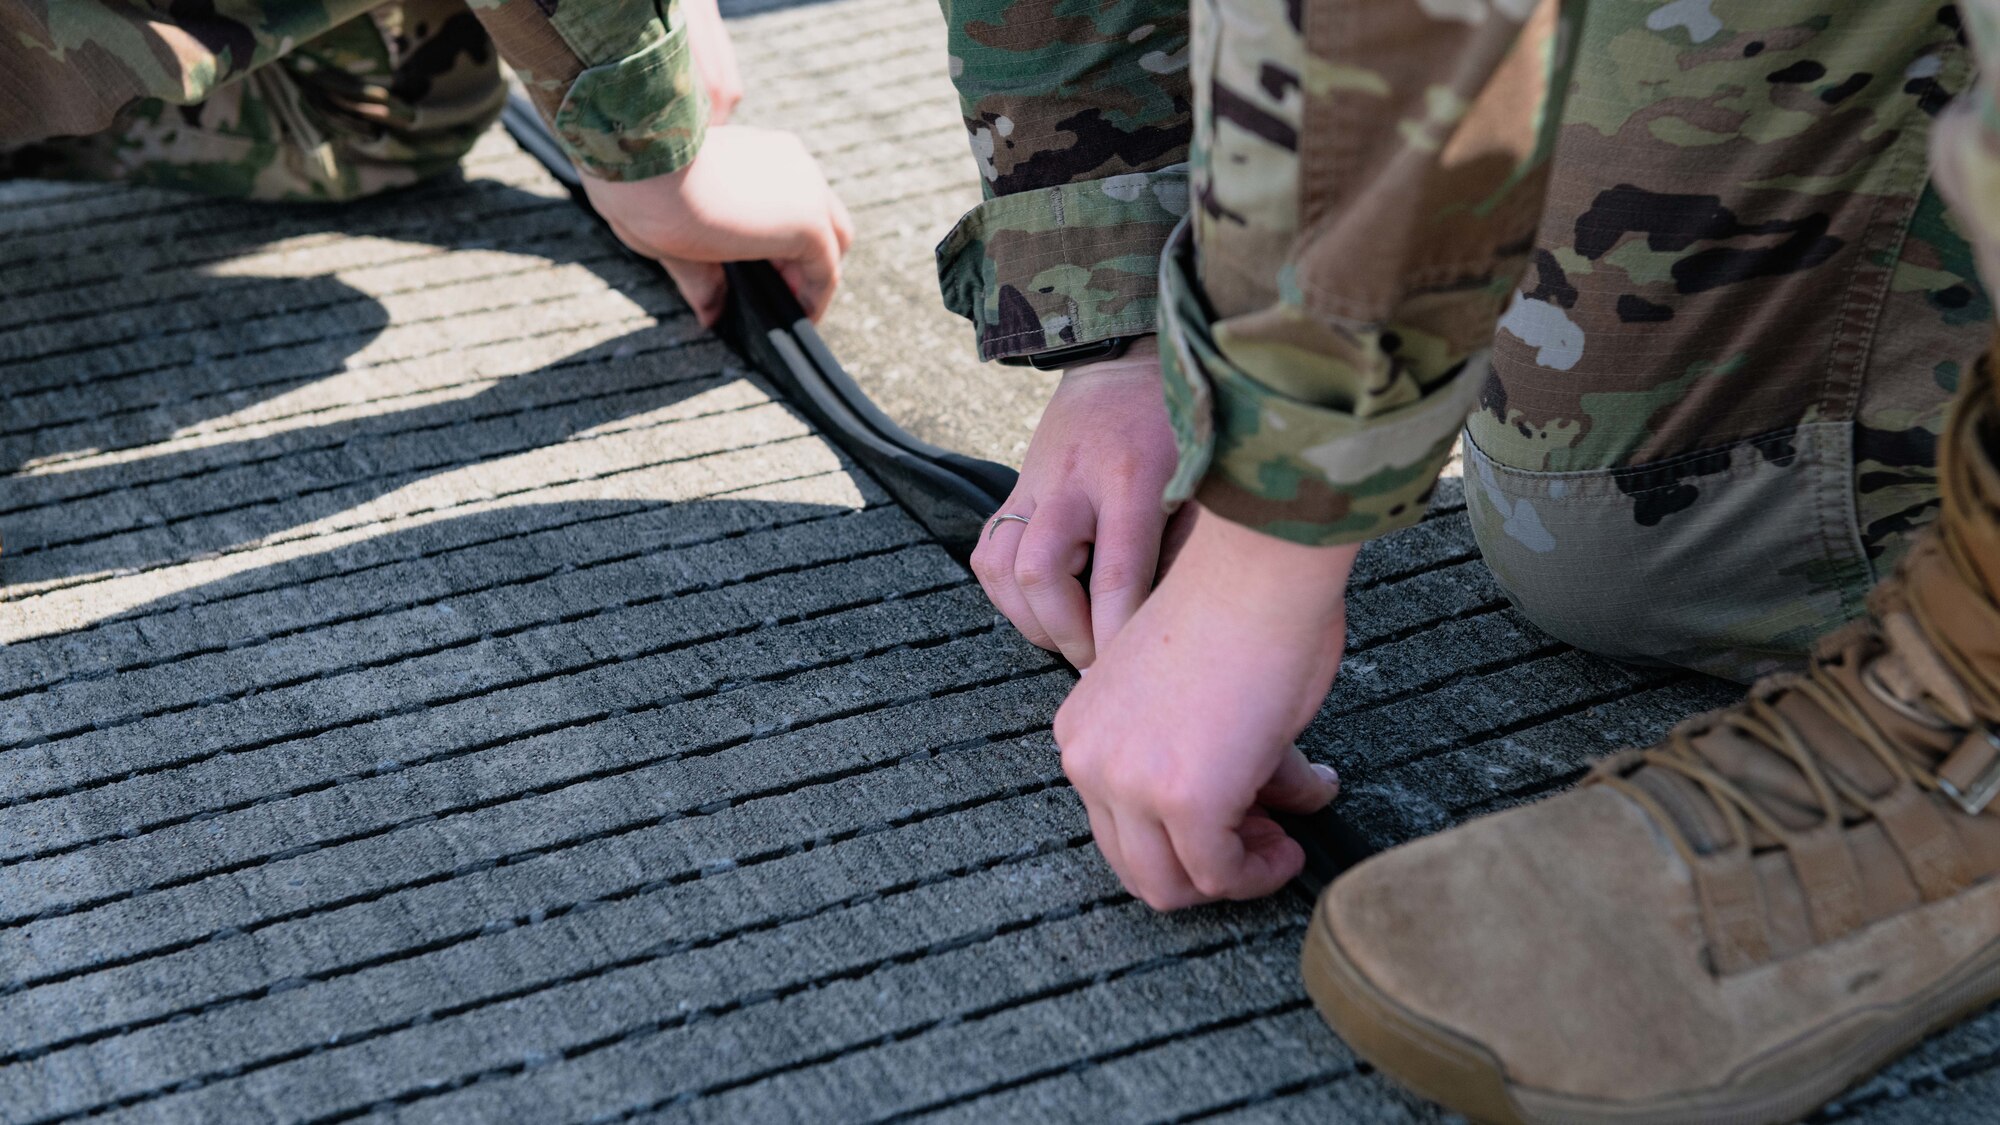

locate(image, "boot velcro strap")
[[1872, 786, 1972, 900], [1785, 830, 1866, 942], [1693, 853, 1773, 975]]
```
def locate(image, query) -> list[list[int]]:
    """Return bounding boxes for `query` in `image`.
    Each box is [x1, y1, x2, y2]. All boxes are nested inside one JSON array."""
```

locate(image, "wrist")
[[1056, 335, 1159, 394], [577, 152, 693, 197], [576, 150, 702, 248], [1170, 504, 1357, 630], [1064, 334, 1157, 376], [1005, 333, 1156, 373]]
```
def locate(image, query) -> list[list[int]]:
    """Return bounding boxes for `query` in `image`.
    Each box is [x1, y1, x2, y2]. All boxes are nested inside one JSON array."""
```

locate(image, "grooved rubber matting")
[[1, 116, 1994, 1123]]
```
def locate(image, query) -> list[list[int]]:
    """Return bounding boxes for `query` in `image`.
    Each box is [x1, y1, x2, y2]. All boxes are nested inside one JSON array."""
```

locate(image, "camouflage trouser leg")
[[0, 0, 505, 202], [1463, 0, 1989, 682]]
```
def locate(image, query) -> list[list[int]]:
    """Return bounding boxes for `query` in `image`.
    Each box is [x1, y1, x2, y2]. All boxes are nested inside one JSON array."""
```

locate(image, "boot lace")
[[1599, 568, 2000, 859]]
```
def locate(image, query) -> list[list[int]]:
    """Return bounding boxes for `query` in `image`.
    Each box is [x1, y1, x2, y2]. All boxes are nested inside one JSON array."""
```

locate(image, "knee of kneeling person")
[[1460, 437, 1874, 684]]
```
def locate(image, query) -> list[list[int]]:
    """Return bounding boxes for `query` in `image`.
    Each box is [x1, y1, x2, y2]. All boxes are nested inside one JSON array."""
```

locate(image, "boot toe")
[[1305, 785, 1721, 1115]]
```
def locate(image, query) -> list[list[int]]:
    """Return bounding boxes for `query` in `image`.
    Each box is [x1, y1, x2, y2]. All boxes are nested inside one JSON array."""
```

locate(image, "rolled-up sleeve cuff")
[[1157, 217, 1482, 547], [553, 26, 708, 181], [935, 167, 1187, 362]]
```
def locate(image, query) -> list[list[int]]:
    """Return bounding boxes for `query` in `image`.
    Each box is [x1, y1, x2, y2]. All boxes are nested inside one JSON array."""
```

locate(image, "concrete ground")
[[724, 0, 1058, 466], [0, 6, 1997, 1120]]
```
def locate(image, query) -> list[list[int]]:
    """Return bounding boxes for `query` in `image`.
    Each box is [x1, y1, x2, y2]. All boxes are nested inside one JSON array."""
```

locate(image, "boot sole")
[[1301, 890, 2000, 1125]]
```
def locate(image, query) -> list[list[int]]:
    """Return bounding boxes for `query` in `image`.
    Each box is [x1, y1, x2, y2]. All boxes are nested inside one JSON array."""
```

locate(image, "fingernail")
[[1311, 763, 1339, 789]]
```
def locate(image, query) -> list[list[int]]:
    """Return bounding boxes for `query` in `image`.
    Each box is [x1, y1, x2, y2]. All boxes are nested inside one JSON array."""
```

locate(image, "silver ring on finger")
[[986, 512, 1031, 538]]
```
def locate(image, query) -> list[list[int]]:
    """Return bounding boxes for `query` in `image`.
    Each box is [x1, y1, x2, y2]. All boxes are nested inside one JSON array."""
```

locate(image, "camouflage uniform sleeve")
[[1159, 0, 1580, 545], [474, 0, 709, 181], [933, 0, 1192, 362]]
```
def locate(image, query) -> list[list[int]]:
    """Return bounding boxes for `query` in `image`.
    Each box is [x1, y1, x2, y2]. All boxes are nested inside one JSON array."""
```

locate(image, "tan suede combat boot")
[[1303, 357, 2000, 1125]]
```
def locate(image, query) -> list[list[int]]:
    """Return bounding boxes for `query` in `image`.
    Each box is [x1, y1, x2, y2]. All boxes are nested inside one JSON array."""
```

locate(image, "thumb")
[[829, 190, 856, 255], [1156, 503, 1198, 580], [775, 221, 841, 322], [775, 252, 836, 322], [1254, 745, 1339, 814]]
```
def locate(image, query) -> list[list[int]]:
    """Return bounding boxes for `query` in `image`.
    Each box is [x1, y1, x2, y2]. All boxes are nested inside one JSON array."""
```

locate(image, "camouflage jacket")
[[0, 0, 705, 180], [936, 0, 1571, 545]]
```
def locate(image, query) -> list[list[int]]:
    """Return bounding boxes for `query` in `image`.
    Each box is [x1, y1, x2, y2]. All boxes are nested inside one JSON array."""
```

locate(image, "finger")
[[680, 0, 740, 123], [1253, 746, 1341, 814], [829, 190, 856, 255], [599, 212, 650, 267], [706, 51, 743, 126], [969, 501, 1056, 652], [1115, 813, 1207, 911], [697, 56, 740, 126], [658, 256, 729, 327], [1013, 497, 1097, 668], [1087, 495, 1167, 654], [1081, 798, 1130, 896], [1156, 502, 1199, 579], [1167, 805, 1302, 902], [707, 77, 742, 126], [1237, 812, 1310, 895], [775, 254, 836, 322], [775, 226, 841, 322]]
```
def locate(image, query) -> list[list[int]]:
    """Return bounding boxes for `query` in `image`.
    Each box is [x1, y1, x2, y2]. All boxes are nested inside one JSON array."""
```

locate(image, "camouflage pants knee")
[[0, 0, 505, 202], [1466, 0, 1990, 682]]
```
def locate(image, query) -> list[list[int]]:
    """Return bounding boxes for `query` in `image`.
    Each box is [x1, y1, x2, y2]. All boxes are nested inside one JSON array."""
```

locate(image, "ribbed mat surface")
[[0, 101, 1989, 1124]]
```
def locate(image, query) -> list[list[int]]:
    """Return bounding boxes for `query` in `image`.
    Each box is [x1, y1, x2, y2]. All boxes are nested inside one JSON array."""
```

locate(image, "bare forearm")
[[1164, 505, 1358, 642]]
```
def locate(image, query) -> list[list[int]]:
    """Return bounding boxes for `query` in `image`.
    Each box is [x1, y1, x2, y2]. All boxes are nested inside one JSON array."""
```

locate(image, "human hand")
[[681, 0, 743, 123], [971, 337, 1183, 669], [1054, 504, 1356, 910], [578, 126, 854, 326]]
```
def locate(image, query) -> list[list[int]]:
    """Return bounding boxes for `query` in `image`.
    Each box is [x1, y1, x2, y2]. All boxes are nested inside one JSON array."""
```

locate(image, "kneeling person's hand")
[[1055, 506, 1353, 910], [580, 126, 854, 327], [972, 337, 1186, 670]]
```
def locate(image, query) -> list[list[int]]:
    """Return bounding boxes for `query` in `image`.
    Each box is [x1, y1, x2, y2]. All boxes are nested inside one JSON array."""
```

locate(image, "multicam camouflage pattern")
[[938, 0, 2000, 677], [935, 169, 1189, 361], [1467, 0, 1986, 679], [524, 0, 707, 181], [1938, 0, 2000, 418], [1466, 424, 1883, 680], [937, 0, 1574, 541], [933, 0, 1192, 360], [1157, 221, 1488, 545], [1161, 0, 1575, 545], [0, 0, 703, 187], [1, 0, 505, 200]]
